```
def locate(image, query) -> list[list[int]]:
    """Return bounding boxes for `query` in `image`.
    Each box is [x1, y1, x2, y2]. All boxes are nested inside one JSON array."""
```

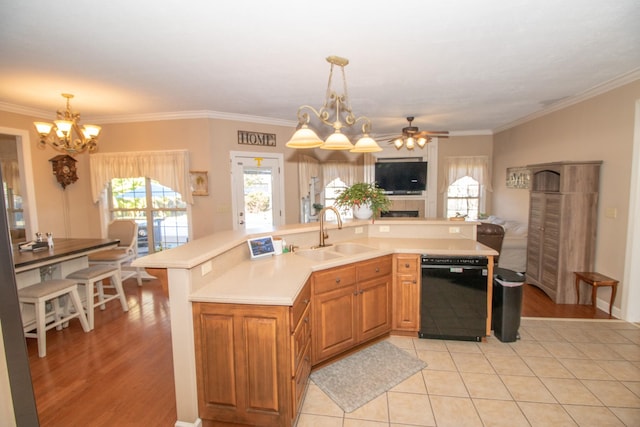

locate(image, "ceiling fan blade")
[[416, 130, 449, 136]]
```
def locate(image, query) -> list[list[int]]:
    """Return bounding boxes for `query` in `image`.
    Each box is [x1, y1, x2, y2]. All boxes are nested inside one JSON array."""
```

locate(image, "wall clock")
[[49, 154, 78, 189]]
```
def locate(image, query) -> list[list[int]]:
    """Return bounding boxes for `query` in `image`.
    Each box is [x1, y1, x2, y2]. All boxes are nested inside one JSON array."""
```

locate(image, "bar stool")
[[66, 265, 129, 330], [18, 279, 90, 358]]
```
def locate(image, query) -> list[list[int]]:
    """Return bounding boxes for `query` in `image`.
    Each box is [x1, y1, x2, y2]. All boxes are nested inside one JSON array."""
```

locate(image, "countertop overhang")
[[188, 236, 496, 306]]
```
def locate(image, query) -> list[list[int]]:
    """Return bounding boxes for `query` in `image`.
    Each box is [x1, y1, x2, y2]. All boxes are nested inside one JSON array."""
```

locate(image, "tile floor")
[[297, 318, 640, 426]]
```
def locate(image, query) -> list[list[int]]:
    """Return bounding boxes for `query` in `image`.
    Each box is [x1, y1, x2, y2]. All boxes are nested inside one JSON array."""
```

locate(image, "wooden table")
[[13, 238, 119, 288], [574, 271, 618, 317]]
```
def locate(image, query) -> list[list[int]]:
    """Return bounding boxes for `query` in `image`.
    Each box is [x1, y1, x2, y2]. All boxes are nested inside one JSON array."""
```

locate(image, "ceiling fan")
[[388, 116, 449, 150]]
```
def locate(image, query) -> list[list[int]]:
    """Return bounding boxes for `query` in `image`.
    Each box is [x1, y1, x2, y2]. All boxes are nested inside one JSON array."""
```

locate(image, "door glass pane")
[[244, 168, 272, 229]]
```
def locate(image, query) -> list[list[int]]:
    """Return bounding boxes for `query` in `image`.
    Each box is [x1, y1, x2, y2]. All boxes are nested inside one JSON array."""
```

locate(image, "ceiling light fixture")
[[390, 116, 449, 150], [286, 56, 381, 153], [33, 93, 101, 155]]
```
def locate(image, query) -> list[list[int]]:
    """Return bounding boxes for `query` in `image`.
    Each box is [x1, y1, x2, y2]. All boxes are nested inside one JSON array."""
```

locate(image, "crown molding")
[[449, 129, 494, 136], [494, 67, 640, 134], [0, 102, 298, 128]]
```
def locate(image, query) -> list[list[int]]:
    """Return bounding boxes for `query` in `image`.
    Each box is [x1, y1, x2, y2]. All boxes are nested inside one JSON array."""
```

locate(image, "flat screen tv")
[[374, 161, 427, 195]]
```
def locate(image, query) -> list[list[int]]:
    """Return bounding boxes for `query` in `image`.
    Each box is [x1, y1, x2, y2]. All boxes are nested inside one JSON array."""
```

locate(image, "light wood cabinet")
[[525, 161, 601, 303], [193, 280, 311, 427], [392, 254, 421, 332], [311, 255, 392, 364]]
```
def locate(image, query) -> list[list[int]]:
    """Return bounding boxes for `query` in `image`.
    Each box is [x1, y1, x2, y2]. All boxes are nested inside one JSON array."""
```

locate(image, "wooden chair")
[[18, 279, 90, 357], [66, 265, 129, 330], [88, 219, 143, 286]]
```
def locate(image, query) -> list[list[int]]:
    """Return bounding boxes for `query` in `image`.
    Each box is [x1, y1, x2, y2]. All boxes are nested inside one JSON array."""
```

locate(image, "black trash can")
[[492, 267, 525, 342]]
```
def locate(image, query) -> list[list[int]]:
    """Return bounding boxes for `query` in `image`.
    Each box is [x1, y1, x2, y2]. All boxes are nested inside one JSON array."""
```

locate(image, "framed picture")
[[506, 167, 530, 189], [190, 171, 209, 196]]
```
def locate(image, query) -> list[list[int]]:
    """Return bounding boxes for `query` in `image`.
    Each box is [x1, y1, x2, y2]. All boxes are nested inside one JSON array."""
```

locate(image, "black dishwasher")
[[419, 256, 489, 341]]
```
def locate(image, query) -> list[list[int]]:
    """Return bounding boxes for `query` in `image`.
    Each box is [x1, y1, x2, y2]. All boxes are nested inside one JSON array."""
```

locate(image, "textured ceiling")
[[1, 0, 639, 139]]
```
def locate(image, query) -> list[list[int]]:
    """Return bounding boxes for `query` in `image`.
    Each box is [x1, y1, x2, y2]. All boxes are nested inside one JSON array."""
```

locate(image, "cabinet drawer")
[[313, 265, 356, 295], [357, 255, 392, 282], [395, 255, 418, 274], [291, 304, 311, 375], [290, 280, 311, 331]]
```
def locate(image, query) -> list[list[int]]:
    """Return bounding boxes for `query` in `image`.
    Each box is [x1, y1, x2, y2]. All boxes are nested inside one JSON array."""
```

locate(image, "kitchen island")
[[132, 219, 497, 427]]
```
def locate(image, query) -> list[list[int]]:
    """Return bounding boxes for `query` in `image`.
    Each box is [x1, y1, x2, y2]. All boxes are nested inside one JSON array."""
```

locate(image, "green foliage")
[[246, 191, 271, 213], [334, 182, 391, 217]]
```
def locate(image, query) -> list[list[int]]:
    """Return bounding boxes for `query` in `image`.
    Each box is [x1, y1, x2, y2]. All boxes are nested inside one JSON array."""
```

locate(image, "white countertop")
[[188, 236, 496, 306]]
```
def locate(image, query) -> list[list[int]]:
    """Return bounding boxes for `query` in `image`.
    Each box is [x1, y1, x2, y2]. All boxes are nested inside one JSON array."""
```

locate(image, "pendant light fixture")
[[285, 56, 382, 153]]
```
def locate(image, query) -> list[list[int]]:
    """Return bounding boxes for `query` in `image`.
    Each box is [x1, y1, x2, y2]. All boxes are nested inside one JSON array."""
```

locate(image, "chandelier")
[[285, 56, 382, 153], [33, 93, 101, 155]]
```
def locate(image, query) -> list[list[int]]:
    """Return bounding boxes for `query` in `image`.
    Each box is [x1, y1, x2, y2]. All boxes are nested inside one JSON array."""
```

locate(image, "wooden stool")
[[574, 271, 618, 317], [66, 265, 129, 330], [18, 279, 90, 358]]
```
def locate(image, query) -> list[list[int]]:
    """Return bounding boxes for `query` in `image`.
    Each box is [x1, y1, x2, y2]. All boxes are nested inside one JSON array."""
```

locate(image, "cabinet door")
[[358, 275, 392, 342], [393, 255, 420, 331], [193, 303, 291, 426], [526, 192, 543, 283], [312, 285, 357, 364], [540, 194, 562, 297], [393, 273, 420, 331]]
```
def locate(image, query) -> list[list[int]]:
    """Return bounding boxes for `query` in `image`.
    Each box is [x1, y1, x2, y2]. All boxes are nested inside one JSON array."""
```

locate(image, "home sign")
[[238, 131, 276, 147]]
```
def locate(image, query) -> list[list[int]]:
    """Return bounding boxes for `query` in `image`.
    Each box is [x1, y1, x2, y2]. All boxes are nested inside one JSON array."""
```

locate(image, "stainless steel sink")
[[332, 243, 375, 255], [295, 248, 342, 261]]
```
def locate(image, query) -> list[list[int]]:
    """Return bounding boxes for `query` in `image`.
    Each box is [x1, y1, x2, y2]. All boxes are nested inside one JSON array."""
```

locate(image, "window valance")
[[89, 150, 193, 204], [440, 156, 492, 193]]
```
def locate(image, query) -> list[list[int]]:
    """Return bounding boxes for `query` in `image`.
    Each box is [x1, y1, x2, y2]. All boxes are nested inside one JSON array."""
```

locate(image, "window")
[[108, 177, 189, 255], [446, 176, 480, 219], [442, 156, 491, 220], [324, 177, 352, 220], [3, 182, 23, 229]]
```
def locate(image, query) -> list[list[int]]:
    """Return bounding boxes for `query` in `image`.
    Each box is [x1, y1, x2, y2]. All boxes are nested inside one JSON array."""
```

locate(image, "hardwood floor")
[[521, 283, 613, 319], [25, 277, 612, 426], [26, 277, 177, 426]]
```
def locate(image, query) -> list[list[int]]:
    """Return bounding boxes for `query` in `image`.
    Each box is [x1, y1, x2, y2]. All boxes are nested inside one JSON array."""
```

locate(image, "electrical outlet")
[[201, 261, 212, 275], [355, 227, 363, 234], [379, 225, 390, 233], [605, 207, 617, 219], [449, 226, 461, 234]]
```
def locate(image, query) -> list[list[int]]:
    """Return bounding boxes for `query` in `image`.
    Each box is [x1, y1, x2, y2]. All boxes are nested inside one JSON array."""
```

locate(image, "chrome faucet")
[[317, 206, 343, 248]]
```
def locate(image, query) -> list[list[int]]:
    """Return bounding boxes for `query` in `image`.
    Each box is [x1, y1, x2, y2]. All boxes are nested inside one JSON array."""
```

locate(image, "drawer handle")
[[412, 280, 417, 284], [405, 263, 410, 268], [353, 291, 358, 296], [304, 317, 309, 323], [335, 277, 341, 283], [375, 267, 380, 273], [303, 298, 310, 305], [359, 290, 364, 295]]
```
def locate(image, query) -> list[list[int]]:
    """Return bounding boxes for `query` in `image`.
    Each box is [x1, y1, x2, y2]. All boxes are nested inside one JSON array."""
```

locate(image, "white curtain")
[[440, 156, 493, 193], [298, 154, 320, 198], [0, 159, 21, 195], [322, 161, 358, 187], [89, 150, 193, 204]]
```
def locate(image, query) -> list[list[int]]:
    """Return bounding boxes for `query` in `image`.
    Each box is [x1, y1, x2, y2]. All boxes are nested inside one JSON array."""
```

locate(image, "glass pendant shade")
[[82, 124, 102, 138], [393, 138, 403, 149], [285, 124, 324, 148], [34, 122, 53, 135], [417, 137, 427, 148], [406, 137, 415, 149], [321, 130, 354, 150], [350, 134, 382, 152], [54, 120, 73, 134]]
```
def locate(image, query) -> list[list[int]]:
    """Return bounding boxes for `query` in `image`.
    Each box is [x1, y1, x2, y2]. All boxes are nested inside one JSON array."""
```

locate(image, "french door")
[[230, 151, 284, 230]]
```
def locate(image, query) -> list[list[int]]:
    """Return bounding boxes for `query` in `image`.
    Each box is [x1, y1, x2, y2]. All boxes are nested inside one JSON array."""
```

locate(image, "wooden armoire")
[[525, 161, 602, 303]]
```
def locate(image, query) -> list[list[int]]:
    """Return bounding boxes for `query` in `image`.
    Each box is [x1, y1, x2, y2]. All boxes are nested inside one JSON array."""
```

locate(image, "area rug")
[[309, 341, 427, 413]]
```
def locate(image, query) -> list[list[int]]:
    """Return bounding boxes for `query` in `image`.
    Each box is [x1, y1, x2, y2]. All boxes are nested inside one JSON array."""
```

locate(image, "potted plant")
[[334, 182, 392, 221]]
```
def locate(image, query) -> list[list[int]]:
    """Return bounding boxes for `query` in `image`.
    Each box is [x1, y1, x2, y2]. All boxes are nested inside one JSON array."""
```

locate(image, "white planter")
[[353, 203, 373, 220]]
